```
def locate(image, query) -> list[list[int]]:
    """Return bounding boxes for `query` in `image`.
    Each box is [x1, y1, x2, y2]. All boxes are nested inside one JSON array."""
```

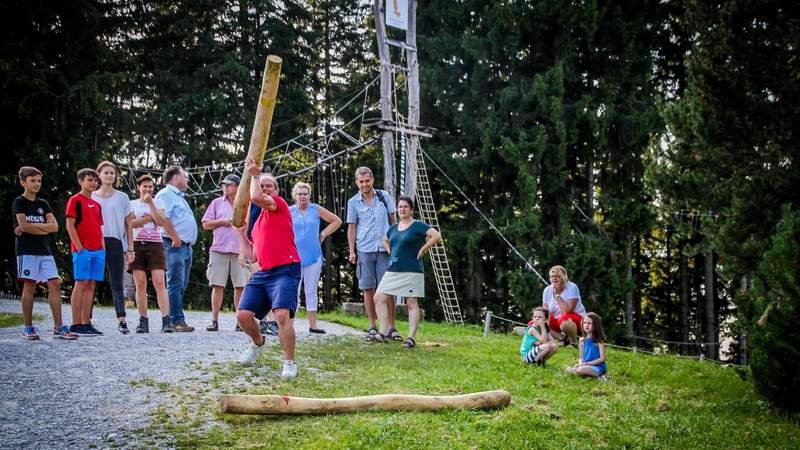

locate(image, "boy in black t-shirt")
[[12, 166, 77, 340]]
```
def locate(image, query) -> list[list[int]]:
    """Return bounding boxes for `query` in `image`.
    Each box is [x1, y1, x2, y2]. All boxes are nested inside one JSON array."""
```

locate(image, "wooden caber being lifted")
[[219, 390, 511, 415], [231, 54, 283, 228]]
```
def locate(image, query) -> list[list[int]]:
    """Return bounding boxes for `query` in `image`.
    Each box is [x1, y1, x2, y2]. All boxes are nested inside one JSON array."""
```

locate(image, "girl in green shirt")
[[520, 307, 559, 366]]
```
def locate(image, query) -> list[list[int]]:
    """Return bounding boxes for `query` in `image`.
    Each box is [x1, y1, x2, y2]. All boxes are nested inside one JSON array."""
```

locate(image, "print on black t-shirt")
[[11, 195, 53, 256]]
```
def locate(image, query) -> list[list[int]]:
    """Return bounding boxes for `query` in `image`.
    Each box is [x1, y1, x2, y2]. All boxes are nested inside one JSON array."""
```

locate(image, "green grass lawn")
[[0, 312, 44, 328], [141, 312, 800, 449]]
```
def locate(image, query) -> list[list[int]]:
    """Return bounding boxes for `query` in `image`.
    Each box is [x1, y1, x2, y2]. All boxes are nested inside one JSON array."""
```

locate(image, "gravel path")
[[0, 299, 360, 449]]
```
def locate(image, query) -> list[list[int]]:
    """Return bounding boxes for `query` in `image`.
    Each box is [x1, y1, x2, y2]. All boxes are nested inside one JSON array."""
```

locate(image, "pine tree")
[[417, 1, 662, 335], [749, 206, 800, 411], [1, 1, 126, 288]]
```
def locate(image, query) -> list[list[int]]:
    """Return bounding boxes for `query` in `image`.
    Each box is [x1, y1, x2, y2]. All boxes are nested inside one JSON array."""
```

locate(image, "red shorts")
[[549, 312, 582, 332]]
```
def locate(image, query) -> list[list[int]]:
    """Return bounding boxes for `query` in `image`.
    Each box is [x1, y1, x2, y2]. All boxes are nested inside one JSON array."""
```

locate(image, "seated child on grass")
[[520, 307, 558, 366], [567, 312, 607, 380]]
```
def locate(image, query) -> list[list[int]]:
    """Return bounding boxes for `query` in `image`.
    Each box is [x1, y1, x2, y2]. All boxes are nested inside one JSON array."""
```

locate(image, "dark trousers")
[[104, 237, 126, 318]]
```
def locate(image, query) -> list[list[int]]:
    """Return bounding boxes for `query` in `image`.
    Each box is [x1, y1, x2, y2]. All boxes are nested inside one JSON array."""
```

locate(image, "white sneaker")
[[240, 339, 266, 366], [599, 375, 608, 382], [281, 360, 298, 378]]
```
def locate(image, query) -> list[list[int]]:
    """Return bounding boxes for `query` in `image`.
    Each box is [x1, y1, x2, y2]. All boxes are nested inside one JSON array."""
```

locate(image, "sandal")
[[402, 337, 416, 348], [366, 327, 378, 341], [372, 332, 388, 343], [388, 328, 403, 341]]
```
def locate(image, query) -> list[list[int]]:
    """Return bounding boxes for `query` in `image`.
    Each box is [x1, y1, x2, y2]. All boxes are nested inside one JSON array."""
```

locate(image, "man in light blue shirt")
[[155, 165, 198, 332], [346, 167, 397, 339]]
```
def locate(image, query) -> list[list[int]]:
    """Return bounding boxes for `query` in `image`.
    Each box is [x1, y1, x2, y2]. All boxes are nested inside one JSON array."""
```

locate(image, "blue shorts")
[[239, 263, 301, 320], [356, 251, 389, 290], [587, 365, 607, 376], [72, 249, 106, 281], [17, 255, 60, 283]]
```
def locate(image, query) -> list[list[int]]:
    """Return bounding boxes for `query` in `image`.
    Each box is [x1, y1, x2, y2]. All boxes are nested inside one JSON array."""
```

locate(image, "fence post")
[[483, 311, 493, 338]]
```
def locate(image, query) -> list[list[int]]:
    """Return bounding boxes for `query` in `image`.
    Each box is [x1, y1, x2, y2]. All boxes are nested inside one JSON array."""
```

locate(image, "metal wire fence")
[[482, 310, 748, 369]]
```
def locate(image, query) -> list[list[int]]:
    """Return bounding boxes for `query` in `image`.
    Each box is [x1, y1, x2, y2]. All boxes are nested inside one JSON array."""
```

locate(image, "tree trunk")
[[322, 7, 333, 309], [321, 161, 334, 309], [468, 261, 484, 320], [679, 250, 689, 354], [403, 0, 419, 199], [373, 0, 395, 198], [704, 248, 716, 359], [633, 236, 642, 336], [624, 237, 634, 341], [739, 275, 748, 366], [587, 157, 594, 217]]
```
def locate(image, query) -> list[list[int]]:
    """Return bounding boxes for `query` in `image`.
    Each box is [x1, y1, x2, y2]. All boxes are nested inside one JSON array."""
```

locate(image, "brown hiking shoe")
[[172, 322, 195, 332]]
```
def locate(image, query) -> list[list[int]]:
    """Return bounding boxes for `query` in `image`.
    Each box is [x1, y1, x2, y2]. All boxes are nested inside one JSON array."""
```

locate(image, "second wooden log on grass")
[[219, 390, 511, 415]]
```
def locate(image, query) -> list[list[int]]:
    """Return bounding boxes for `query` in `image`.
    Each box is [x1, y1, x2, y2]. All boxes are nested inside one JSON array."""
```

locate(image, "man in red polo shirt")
[[237, 157, 301, 378]]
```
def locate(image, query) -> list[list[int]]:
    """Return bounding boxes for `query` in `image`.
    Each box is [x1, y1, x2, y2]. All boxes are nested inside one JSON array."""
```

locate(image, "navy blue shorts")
[[239, 263, 301, 320]]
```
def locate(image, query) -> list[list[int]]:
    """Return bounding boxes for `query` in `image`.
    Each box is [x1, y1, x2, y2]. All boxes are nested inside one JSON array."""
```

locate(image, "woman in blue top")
[[568, 312, 607, 380], [289, 182, 342, 333], [373, 196, 441, 348]]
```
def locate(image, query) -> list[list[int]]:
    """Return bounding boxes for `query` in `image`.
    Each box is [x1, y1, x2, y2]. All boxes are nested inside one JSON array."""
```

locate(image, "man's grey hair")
[[354, 166, 373, 180]]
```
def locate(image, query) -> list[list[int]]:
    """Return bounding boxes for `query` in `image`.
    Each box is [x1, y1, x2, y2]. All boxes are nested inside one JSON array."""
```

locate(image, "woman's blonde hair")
[[548, 265, 569, 285], [96, 160, 120, 187], [292, 181, 312, 197]]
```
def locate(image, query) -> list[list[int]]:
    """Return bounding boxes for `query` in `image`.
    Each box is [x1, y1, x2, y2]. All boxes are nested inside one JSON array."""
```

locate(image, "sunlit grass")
[[141, 312, 800, 449], [0, 312, 45, 328]]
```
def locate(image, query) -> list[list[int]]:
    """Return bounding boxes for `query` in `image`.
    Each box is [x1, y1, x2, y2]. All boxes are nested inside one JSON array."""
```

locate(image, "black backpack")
[[375, 190, 391, 215]]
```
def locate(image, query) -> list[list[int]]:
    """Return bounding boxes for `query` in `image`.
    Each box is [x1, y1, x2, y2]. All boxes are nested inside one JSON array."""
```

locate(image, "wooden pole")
[[374, 0, 396, 199], [232, 55, 283, 227], [220, 390, 510, 415], [483, 311, 492, 337], [403, 0, 420, 200]]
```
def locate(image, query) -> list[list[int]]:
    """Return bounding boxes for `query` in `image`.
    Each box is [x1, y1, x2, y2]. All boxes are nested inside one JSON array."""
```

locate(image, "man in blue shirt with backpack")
[[346, 166, 400, 341]]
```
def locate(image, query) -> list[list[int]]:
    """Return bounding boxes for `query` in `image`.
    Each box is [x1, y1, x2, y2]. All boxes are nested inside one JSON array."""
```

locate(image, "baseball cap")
[[221, 174, 241, 185]]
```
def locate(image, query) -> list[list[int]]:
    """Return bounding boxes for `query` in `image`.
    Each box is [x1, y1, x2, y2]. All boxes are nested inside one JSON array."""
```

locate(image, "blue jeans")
[[164, 241, 192, 324]]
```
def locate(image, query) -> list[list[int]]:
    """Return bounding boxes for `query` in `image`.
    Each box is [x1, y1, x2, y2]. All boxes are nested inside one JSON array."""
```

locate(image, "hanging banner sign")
[[385, 0, 408, 30]]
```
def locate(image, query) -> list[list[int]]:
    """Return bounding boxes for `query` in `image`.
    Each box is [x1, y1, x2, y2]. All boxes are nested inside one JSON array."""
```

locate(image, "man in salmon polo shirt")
[[236, 157, 301, 378], [202, 174, 249, 332]]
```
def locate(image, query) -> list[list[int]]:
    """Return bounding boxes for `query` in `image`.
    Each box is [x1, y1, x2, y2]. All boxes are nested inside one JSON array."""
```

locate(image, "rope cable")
[[418, 146, 548, 285]]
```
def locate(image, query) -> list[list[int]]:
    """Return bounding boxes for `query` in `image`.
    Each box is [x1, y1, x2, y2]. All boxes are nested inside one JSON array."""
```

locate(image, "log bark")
[[232, 55, 283, 227], [220, 390, 511, 415]]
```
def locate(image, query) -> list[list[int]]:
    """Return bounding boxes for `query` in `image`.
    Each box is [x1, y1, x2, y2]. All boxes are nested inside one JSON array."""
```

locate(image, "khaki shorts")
[[376, 271, 425, 298], [206, 251, 251, 288]]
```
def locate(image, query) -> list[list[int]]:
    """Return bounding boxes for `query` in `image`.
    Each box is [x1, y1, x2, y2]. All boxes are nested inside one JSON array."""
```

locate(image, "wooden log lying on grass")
[[219, 390, 511, 415]]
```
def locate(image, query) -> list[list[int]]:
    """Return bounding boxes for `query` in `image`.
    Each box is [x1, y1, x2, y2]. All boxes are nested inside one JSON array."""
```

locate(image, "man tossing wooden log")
[[232, 54, 282, 228], [219, 390, 511, 415]]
